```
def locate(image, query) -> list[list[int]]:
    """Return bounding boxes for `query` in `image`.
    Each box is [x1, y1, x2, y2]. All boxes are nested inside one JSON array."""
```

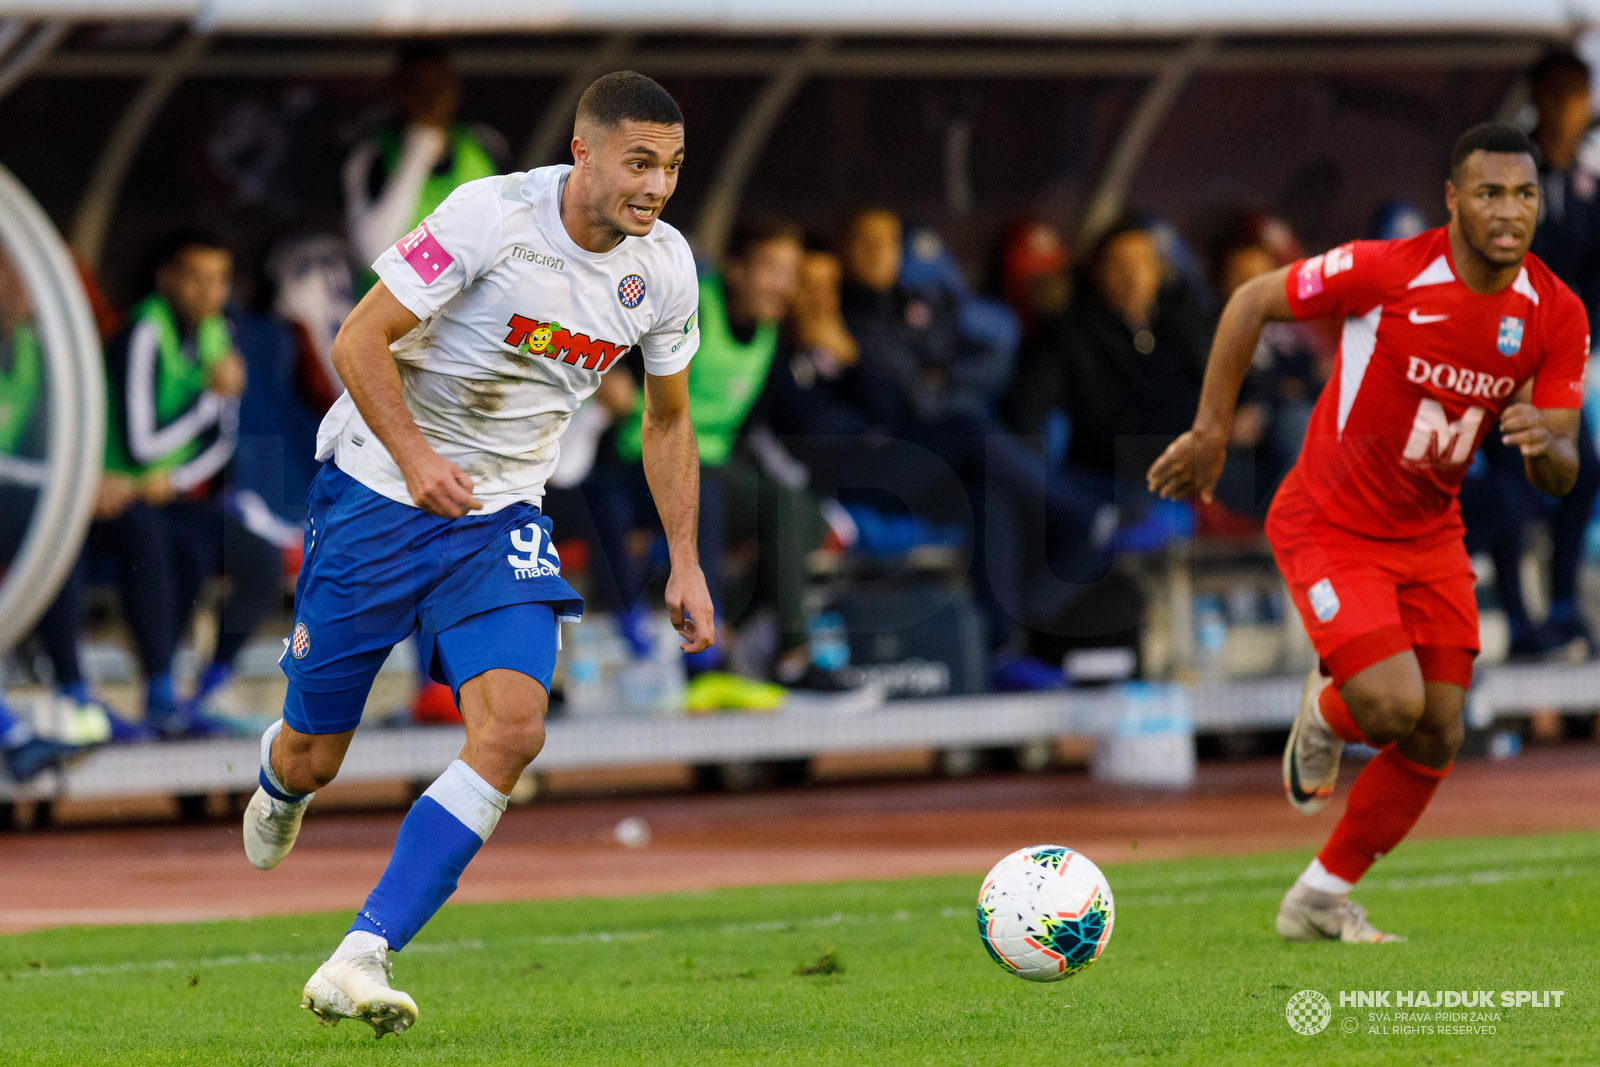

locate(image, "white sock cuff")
[[1301, 857, 1356, 895], [259, 719, 303, 799], [328, 929, 388, 964], [422, 759, 509, 842]]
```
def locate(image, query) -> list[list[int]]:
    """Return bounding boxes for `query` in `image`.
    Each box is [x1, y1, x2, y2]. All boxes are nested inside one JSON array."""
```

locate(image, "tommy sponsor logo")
[[397, 221, 454, 285], [1405, 357, 1516, 400], [1497, 316, 1524, 356], [506, 521, 562, 580], [503, 314, 629, 372], [1308, 579, 1340, 623], [290, 622, 311, 659], [510, 245, 565, 271]]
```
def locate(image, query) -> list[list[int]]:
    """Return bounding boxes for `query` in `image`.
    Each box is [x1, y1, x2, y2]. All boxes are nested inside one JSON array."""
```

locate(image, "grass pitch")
[[1, 831, 1595, 1066]]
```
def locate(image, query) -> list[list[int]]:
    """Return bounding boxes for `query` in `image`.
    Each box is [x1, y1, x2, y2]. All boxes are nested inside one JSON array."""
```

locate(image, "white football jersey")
[[316, 164, 700, 512]]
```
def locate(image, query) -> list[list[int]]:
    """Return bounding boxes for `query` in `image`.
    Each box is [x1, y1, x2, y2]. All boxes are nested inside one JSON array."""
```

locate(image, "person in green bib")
[[596, 216, 839, 702], [97, 229, 282, 738], [343, 43, 507, 287]]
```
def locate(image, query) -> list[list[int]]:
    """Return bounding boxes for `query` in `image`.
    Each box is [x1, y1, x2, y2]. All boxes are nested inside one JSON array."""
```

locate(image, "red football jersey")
[[1278, 227, 1589, 541]]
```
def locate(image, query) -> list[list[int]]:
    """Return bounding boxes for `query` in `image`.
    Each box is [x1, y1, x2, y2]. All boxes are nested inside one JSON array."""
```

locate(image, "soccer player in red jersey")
[[1148, 124, 1588, 943]]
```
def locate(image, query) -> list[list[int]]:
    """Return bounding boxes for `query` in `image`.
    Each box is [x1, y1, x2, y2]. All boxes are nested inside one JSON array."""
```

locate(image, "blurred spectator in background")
[[342, 43, 507, 286], [1009, 215, 1212, 501], [840, 210, 1106, 689], [0, 249, 106, 769], [595, 216, 839, 700], [753, 240, 886, 497], [94, 230, 281, 736], [999, 219, 1072, 340], [268, 234, 355, 413], [1461, 49, 1600, 659], [1204, 212, 1333, 519]]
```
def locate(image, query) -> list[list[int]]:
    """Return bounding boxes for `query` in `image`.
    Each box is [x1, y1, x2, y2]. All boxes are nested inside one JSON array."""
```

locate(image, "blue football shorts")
[[279, 462, 583, 735]]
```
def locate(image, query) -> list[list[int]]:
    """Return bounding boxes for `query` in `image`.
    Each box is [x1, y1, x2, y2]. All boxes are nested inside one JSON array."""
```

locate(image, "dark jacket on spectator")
[[1005, 280, 1211, 483], [841, 281, 1014, 427]]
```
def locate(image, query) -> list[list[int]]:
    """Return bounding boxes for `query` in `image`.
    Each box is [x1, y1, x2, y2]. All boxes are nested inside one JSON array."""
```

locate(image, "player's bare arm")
[[1501, 400, 1581, 496], [330, 281, 484, 517], [1147, 264, 1296, 501], [640, 366, 715, 653]]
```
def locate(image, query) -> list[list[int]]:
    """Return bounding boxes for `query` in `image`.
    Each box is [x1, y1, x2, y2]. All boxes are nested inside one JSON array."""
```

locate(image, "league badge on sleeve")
[[1497, 316, 1524, 356], [618, 274, 646, 308]]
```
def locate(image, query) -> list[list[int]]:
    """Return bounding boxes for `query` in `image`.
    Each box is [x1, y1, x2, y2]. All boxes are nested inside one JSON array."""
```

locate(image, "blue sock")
[[1548, 599, 1579, 625], [348, 760, 507, 950], [59, 680, 92, 705]]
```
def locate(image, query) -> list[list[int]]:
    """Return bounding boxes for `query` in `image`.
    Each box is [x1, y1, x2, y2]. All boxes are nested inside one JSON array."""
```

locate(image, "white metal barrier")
[[4, 662, 1596, 804]]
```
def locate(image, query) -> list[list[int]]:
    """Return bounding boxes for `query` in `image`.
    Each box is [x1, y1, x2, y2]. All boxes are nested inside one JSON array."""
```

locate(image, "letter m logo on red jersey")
[[1401, 399, 1484, 468]]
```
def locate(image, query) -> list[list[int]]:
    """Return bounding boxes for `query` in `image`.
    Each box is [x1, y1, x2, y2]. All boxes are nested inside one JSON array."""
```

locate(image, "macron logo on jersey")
[[398, 222, 454, 286], [504, 314, 629, 373]]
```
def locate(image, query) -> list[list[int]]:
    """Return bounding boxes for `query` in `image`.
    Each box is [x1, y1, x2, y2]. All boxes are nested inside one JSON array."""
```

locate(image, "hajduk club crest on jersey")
[[618, 274, 646, 308], [1498, 316, 1524, 356]]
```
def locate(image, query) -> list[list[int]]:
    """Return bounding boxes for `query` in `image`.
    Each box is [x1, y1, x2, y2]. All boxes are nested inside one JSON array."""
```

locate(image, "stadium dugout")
[[0, 0, 1598, 818]]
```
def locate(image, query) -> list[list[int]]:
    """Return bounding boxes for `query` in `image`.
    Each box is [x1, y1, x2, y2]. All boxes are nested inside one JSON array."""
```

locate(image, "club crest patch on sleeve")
[[1308, 579, 1340, 623], [290, 622, 311, 659]]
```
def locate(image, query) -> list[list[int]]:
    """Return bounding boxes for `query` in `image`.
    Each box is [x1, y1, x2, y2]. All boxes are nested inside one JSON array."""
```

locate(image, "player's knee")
[[482, 714, 545, 769], [479, 693, 548, 766], [280, 749, 342, 793], [1347, 688, 1425, 742], [1411, 710, 1465, 764]]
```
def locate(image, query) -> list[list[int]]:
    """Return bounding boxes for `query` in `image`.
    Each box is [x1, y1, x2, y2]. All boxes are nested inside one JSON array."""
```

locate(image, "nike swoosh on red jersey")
[[1408, 310, 1448, 324]]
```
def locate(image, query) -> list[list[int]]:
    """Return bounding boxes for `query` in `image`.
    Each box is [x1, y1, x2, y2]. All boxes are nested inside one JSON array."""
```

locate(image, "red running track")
[[1, 746, 1596, 932]]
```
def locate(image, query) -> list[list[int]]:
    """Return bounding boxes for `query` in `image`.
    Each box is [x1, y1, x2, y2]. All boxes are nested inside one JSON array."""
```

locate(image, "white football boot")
[[1276, 880, 1404, 943], [242, 786, 312, 870], [302, 946, 418, 1038], [1282, 670, 1344, 815]]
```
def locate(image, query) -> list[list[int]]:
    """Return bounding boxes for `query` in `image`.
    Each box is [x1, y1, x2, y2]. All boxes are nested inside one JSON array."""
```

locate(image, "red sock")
[[1317, 745, 1451, 884], [1317, 684, 1369, 745]]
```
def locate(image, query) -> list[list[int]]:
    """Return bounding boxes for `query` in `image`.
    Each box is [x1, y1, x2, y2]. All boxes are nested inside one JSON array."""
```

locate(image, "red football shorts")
[[1266, 487, 1478, 690]]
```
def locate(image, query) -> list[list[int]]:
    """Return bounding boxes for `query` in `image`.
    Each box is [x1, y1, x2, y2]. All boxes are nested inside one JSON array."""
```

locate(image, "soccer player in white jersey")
[[239, 72, 713, 1037]]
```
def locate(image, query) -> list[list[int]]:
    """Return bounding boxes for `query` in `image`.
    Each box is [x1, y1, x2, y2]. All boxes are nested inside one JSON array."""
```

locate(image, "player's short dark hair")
[[576, 71, 683, 131], [726, 214, 803, 262], [1449, 123, 1539, 182], [1529, 48, 1590, 97]]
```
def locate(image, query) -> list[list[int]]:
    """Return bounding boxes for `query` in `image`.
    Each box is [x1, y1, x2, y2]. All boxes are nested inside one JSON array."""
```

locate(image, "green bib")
[[105, 295, 233, 476], [615, 276, 775, 467], [0, 324, 42, 456], [376, 123, 499, 229]]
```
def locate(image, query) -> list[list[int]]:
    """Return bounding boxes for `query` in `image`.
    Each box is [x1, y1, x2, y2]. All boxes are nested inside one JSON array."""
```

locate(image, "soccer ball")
[[976, 845, 1115, 982]]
